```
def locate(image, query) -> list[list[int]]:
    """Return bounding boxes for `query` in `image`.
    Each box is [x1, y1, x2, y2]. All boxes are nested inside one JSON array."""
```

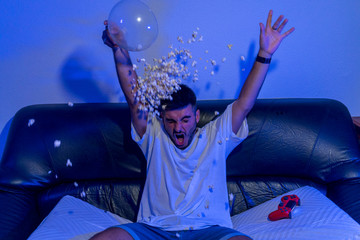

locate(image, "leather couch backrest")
[[1, 98, 360, 239]]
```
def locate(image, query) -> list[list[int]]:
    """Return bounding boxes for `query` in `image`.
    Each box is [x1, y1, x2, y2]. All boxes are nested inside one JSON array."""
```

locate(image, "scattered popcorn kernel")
[[66, 159, 72, 167], [241, 56, 246, 61], [214, 111, 219, 115], [80, 191, 86, 198], [28, 119, 35, 127], [211, 60, 216, 66], [205, 50, 209, 54], [218, 140, 222, 145], [222, 57, 226, 63], [229, 193, 234, 201], [177, 36, 184, 43], [205, 200, 210, 209], [54, 140, 61, 148], [210, 71, 215, 76], [227, 44, 233, 50]]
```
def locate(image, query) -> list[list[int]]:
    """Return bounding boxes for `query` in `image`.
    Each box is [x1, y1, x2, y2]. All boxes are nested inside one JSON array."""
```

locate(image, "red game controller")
[[268, 194, 300, 221]]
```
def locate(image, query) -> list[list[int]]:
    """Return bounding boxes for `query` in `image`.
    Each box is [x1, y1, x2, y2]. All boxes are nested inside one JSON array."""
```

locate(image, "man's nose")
[[174, 122, 182, 132]]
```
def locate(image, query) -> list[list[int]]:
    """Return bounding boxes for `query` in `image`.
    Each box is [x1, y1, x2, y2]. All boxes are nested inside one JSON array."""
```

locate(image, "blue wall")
[[1, 0, 360, 157]]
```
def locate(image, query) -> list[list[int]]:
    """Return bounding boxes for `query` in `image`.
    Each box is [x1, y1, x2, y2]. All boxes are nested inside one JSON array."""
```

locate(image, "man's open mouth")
[[174, 133, 185, 145]]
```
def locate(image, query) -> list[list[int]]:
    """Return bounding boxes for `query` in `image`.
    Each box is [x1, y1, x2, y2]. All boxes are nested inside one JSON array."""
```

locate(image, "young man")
[[92, 10, 294, 240]]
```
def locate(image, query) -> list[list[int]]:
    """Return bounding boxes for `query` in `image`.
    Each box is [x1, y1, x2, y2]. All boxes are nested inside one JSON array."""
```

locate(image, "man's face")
[[162, 104, 200, 149]]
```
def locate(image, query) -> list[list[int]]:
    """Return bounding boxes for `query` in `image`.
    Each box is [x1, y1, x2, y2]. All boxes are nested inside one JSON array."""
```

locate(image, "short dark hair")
[[160, 84, 197, 112]]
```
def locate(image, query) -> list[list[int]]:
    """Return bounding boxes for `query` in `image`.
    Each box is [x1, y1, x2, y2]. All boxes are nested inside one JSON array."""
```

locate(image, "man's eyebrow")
[[181, 115, 191, 120], [165, 115, 191, 121]]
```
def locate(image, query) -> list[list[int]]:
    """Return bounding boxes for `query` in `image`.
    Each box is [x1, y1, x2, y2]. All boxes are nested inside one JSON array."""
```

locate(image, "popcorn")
[[66, 159, 72, 167], [80, 191, 86, 198], [205, 200, 210, 209], [214, 111, 219, 115], [54, 140, 61, 148], [222, 57, 226, 63], [177, 36, 184, 43], [227, 44, 233, 50], [229, 193, 234, 201], [132, 28, 230, 115], [28, 119, 35, 127], [241, 56, 246, 61]]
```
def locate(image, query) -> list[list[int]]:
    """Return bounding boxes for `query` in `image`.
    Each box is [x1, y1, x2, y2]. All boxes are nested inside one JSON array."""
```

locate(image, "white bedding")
[[28, 186, 360, 240]]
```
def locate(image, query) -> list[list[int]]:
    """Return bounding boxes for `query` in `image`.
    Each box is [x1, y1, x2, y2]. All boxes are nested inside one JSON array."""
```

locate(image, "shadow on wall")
[[60, 46, 120, 103], [235, 41, 278, 98]]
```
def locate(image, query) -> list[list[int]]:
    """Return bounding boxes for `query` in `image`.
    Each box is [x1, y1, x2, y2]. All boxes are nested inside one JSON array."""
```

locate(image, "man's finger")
[[266, 10, 273, 28]]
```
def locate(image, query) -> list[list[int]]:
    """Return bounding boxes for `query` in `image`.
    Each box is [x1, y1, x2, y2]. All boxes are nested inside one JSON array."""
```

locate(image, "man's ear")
[[195, 109, 200, 123]]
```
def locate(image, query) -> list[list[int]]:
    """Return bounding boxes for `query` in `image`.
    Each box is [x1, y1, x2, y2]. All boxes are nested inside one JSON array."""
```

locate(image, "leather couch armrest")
[[0, 189, 40, 240]]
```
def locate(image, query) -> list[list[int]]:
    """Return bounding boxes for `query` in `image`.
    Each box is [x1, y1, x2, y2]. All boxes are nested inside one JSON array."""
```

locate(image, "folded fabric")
[[232, 186, 360, 240], [28, 186, 360, 240], [27, 195, 132, 240]]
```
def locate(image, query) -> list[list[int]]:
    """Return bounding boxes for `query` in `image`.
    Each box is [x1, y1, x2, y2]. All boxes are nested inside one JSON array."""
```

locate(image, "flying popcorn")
[[66, 159, 72, 167], [54, 140, 61, 148], [28, 119, 35, 127], [131, 28, 231, 115], [229, 193, 234, 201], [80, 191, 86, 198]]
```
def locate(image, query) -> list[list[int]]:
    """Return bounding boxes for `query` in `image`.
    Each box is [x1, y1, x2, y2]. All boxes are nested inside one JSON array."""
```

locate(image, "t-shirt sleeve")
[[131, 114, 160, 161], [210, 102, 249, 156]]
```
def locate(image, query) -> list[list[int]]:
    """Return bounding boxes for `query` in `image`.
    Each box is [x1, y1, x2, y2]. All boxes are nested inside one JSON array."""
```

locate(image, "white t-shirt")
[[131, 103, 248, 231]]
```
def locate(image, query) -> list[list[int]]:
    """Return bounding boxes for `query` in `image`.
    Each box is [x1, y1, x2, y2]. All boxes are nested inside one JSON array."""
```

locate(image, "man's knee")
[[90, 227, 133, 240]]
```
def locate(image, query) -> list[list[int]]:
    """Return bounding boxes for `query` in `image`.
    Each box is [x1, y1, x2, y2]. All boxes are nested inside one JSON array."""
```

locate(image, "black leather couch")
[[1, 98, 360, 239]]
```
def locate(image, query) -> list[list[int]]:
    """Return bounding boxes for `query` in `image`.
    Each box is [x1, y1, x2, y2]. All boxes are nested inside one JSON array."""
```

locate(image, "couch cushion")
[[232, 186, 360, 240]]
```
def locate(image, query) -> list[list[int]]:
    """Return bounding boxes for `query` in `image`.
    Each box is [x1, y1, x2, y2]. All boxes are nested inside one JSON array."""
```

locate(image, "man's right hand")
[[102, 20, 132, 65]]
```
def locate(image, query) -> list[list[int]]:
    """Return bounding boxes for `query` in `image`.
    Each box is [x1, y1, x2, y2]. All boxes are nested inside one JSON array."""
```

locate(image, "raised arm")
[[102, 21, 148, 137], [232, 10, 295, 133]]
